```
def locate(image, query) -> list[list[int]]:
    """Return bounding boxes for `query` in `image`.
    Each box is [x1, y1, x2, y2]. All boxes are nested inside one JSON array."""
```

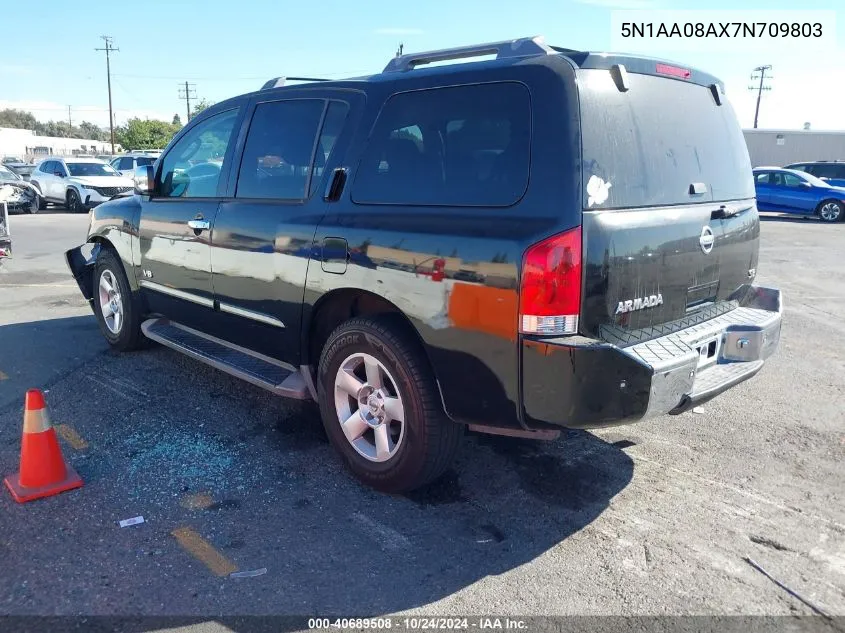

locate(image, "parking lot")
[[0, 210, 843, 619]]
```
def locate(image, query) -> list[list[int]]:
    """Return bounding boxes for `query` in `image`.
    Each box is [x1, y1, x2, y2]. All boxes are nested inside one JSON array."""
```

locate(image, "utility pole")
[[95, 35, 119, 153], [748, 65, 772, 129], [178, 82, 197, 122], [67, 106, 72, 133]]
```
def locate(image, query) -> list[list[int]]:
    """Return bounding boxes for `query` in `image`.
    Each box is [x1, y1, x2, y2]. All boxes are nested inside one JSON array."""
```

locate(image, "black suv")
[[784, 161, 845, 188], [66, 37, 783, 492]]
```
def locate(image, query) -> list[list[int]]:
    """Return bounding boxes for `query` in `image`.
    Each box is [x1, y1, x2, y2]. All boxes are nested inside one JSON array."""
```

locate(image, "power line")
[[748, 65, 772, 130], [178, 82, 197, 122], [95, 35, 119, 153]]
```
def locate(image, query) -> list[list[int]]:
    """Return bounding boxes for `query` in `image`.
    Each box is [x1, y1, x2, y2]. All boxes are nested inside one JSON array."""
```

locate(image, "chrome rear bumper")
[[620, 286, 783, 417]]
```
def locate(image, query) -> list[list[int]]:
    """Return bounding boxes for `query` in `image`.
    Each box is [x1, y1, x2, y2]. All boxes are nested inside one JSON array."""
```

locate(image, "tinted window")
[[41, 161, 55, 174], [118, 157, 133, 170], [579, 70, 754, 208], [755, 172, 771, 184], [788, 164, 810, 173], [236, 100, 324, 200], [310, 101, 349, 196], [136, 157, 155, 167], [160, 108, 239, 198], [66, 162, 118, 177], [811, 163, 845, 179], [54, 162, 67, 176], [352, 82, 531, 207]]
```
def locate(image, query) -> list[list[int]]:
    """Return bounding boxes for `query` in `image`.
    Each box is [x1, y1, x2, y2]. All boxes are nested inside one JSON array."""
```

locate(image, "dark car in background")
[[754, 167, 845, 222], [785, 161, 845, 188]]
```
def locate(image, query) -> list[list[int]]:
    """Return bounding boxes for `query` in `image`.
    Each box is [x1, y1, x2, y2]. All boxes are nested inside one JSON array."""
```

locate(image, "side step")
[[141, 318, 310, 400]]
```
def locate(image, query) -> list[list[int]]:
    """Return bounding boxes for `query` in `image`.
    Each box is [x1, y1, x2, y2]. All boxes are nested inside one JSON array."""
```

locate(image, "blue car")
[[753, 167, 845, 223], [785, 161, 845, 188]]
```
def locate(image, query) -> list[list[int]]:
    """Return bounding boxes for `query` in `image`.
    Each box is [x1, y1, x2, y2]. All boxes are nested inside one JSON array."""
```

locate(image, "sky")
[[1, 0, 842, 131]]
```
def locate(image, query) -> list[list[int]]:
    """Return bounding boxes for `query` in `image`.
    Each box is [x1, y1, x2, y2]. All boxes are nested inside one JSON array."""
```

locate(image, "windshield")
[[0, 165, 21, 181], [579, 69, 754, 208], [67, 162, 120, 177], [796, 171, 831, 188]]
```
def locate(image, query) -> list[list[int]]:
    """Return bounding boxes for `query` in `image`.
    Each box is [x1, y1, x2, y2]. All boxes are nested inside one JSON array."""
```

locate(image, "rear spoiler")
[[562, 50, 724, 93]]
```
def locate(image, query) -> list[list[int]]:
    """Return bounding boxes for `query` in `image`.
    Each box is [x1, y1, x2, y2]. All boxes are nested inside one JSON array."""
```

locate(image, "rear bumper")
[[522, 286, 783, 429]]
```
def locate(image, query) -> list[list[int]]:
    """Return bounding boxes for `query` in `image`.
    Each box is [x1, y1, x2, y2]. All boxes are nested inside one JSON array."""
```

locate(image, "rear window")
[[136, 157, 156, 167], [579, 69, 754, 209], [352, 82, 531, 207]]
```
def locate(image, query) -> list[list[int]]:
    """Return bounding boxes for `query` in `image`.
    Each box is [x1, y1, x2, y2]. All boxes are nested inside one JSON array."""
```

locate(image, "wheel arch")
[[301, 288, 448, 416]]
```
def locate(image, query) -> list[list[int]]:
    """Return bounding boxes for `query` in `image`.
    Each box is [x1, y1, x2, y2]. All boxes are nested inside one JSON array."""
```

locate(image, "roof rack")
[[260, 76, 331, 90], [382, 35, 554, 73]]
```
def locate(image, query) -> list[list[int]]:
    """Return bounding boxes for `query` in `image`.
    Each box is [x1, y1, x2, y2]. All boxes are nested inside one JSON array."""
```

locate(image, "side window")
[[789, 164, 809, 174], [352, 82, 531, 207], [159, 108, 240, 198], [755, 172, 770, 184], [119, 157, 134, 170], [42, 161, 55, 174], [782, 173, 803, 188], [309, 101, 350, 196], [54, 162, 67, 176], [236, 99, 324, 200], [812, 164, 845, 179]]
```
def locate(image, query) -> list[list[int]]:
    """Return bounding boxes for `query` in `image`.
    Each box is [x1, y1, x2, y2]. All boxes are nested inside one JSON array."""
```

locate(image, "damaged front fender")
[[65, 242, 102, 303]]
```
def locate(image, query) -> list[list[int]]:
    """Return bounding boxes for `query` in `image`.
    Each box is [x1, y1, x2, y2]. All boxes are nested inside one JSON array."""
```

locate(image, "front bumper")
[[522, 286, 783, 429]]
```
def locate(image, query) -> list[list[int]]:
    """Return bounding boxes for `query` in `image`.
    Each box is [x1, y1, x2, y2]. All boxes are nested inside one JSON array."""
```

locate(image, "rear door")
[[577, 67, 759, 338], [754, 171, 773, 208], [138, 105, 244, 331], [207, 92, 358, 362]]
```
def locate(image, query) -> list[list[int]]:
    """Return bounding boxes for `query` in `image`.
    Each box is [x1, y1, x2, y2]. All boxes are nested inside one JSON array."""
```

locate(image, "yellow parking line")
[[181, 492, 215, 510], [55, 424, 89, 450], [171, 526, 238, 577], [0, 370, 7, 381]]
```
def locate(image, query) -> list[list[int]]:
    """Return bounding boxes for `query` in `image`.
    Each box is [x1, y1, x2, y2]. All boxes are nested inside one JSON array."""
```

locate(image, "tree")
[[172, 113, 182, 127], [191, 98, 214, 118], [115, 118, 181, 150], [78, 121, 107, 141], [0, 108, 38, 130]]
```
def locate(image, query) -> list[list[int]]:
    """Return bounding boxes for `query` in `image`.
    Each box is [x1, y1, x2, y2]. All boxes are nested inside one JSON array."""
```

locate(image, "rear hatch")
[[576, 62, 759, 345]]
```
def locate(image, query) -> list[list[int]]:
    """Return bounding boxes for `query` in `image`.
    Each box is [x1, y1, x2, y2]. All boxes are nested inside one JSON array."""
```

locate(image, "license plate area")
[[696, 336, 720, 369]]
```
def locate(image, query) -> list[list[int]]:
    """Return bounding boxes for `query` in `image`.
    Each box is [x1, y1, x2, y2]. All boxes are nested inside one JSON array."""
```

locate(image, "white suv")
[[110, 154, 157, 177], [30, 158, 135, 213]]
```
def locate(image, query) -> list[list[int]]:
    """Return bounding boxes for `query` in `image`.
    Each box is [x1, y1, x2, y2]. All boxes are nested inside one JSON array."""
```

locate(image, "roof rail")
[[260, 76, 331, 90], [382, 35, 554, 73]]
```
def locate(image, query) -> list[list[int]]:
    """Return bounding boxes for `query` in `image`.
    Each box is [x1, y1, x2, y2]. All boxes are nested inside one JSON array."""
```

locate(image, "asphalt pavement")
[[0, 210, 843, 625]]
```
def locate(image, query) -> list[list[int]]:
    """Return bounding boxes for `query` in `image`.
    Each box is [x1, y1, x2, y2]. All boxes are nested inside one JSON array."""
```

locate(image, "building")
[[743, 129, 845, 168], [0, 127, 122, 161]]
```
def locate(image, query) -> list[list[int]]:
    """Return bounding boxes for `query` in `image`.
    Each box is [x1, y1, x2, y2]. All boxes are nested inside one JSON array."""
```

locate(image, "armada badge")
[[615, 293, 664, 315]]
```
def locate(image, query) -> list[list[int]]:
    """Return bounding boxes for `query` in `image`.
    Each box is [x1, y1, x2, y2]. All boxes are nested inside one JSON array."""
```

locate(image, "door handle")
[[187, 219, 210, 231]]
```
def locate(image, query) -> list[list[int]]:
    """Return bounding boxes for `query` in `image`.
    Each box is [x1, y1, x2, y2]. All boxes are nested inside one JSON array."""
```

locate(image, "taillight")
[[655, 63, 691, 79], [519, 227, 582, 336]]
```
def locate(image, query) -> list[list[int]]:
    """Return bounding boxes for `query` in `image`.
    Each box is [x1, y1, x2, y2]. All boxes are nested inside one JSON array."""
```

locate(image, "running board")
[[141, 318, 310, 400]]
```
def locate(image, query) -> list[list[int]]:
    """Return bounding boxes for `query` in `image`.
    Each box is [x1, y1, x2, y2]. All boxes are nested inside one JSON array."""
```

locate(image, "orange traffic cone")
[[4, 389, 83, 503]]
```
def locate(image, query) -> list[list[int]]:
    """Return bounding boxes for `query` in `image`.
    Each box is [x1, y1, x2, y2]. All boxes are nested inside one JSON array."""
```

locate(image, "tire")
[[317, 315, 462, 493], [66, 188, 84, 214], [817, 199, 843, 223], [92, 248, 145, 351]]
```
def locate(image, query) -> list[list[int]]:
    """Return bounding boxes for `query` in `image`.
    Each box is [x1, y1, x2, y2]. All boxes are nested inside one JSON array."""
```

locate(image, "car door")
[[38, 161, 57, 200], [754, 171, 773, 209], [138, 104, 245, 331], [207, 92, 359, 363], [781, 172, 819, 213]]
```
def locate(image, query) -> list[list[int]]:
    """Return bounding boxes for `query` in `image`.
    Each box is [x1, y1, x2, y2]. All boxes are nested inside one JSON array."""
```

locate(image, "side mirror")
[[134, 165, 155, 195], [54, 171, 64, 178]]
